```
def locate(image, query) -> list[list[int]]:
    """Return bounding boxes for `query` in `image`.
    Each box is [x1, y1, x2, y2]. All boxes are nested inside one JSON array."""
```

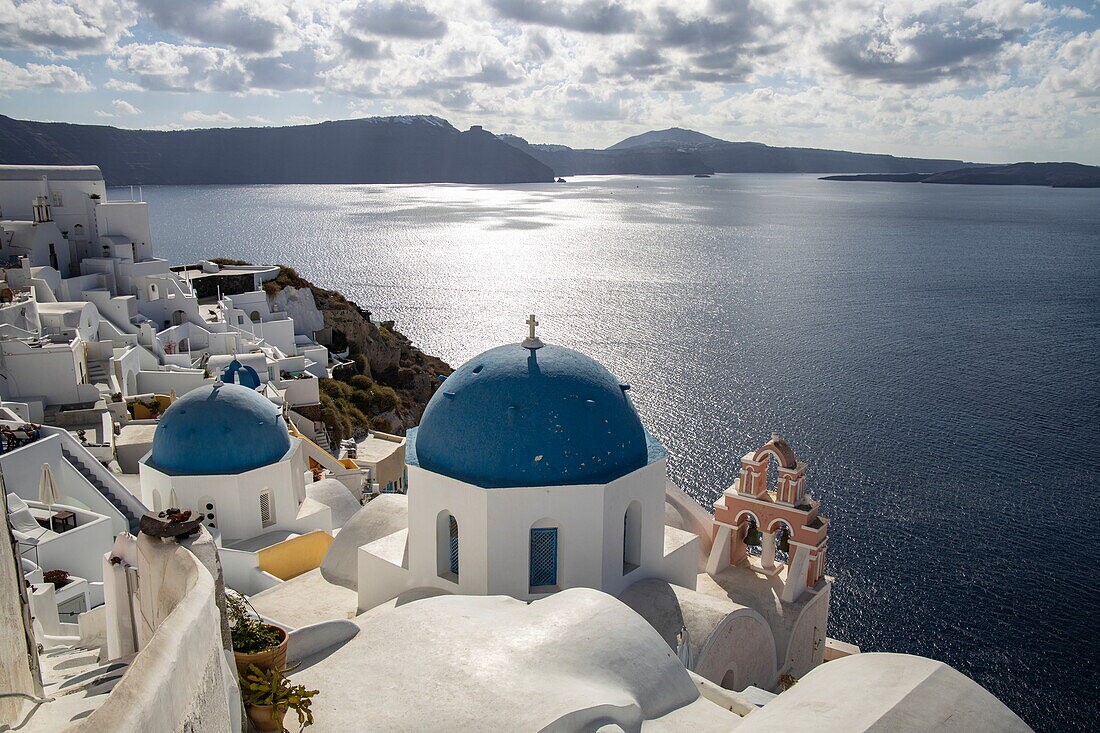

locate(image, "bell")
[[777, 530, 790, 553], [744, 524, 761, 546]]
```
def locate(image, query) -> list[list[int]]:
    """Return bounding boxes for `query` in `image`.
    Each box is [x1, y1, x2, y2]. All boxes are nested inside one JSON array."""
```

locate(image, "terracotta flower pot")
[[234, 625, 288, 677], [246, 703, 287, 732]]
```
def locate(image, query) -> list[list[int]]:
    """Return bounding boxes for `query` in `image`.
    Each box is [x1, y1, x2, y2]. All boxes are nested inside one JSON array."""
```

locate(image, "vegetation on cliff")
[[261, 266, 451, 442]]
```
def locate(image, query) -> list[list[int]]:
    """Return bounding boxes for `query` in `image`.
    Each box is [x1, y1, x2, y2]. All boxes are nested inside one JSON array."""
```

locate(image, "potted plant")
[[43, 569, 71, 588], [240, 664, 318, 732], [227, 590, 288, 676]]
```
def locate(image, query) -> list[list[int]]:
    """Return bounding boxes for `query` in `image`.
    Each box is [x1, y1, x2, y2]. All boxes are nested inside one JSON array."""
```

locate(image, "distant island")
[[499, 127, 977, 177], [820, 162, 1100, 188], [1, 115, 1093, 185]]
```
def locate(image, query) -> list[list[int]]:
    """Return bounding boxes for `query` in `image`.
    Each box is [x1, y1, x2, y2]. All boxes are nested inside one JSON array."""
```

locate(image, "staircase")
[[312, 424, 332, 453], [61, 446, 140, 534], [86, 360, 108, 384]]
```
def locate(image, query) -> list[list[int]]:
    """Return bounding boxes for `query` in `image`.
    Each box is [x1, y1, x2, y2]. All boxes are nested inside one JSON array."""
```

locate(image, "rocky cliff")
[[265, 270, 451, 437], [0, 114, 554, 185]]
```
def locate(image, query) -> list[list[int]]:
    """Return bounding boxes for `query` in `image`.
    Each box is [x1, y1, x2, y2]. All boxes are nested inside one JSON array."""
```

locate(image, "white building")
[[1, 165, 334, 418], [358, 338, 698, 611], [137, 380, 350, 542]]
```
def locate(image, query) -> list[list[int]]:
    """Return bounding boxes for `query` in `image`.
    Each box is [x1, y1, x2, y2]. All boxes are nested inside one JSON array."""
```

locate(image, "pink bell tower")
[[707, 434, 829, 603]]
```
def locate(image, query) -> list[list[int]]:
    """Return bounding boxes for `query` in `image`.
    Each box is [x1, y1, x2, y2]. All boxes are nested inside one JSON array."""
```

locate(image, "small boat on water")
[[694, 174, 711, 178]]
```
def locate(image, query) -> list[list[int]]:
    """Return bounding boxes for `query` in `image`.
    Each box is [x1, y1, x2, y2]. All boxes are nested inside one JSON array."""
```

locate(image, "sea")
[[130, 174, 1100, 730]]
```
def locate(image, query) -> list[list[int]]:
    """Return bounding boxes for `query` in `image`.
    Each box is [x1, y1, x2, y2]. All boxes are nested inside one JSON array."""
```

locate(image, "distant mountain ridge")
[[5, 115, 1081, 184], [0, 115, 554, 185], [501, 127, 978, 176], [607, 127, 728, 150], [821, 162, 1100, 188]]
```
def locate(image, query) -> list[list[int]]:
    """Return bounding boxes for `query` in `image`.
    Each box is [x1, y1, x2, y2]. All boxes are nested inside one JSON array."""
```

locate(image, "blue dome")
[[150, 382, 291, 474], [412, 343, 649, 488]]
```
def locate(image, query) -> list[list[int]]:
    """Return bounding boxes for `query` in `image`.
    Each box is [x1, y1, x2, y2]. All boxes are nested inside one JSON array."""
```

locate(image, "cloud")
[[0, 57, 92, 91], [823, 13, 1018, 85], [335, 31, 388, 59], [1043, 29, 1100, 98], [489, 0, 638, 34], [94, 98, 142, 116], [810, 1, 1062, 87], [612, 47, 667, 79], [457, 58, 523, 86], [0, 0, 136, 53], [181, 110, 240, 124], [343, 0, 447, 40], [3, 0, 1098, 163], [245, 47, 323, 91], [177, 110, 271, 127], [134, 0, 293, 54], [109, 42, 248, 92]]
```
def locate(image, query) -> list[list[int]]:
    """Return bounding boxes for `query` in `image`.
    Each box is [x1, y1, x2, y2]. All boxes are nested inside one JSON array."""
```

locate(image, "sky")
[[0, 0, 1097, 164]]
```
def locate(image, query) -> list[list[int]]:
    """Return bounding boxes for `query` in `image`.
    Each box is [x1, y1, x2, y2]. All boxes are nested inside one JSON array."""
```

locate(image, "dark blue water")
[[132, 174, 1100, 730]]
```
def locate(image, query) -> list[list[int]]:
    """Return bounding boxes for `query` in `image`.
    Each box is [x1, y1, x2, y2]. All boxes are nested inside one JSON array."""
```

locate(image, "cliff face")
[[289, 281, 452, 433], [0, 115, 554, 185]]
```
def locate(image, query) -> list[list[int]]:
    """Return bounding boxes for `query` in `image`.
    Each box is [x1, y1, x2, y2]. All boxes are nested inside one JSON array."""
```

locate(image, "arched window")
[[530, 520, 559, 590], [738, 511, 762, 557], [250, 310, 261, 323], [436, 511, 459, 580], [623, 500, 642, 574], [770, 520, 793, 565]]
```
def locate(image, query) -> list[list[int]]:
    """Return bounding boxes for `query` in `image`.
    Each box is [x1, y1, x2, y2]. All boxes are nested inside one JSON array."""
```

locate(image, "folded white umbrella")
[[168, 488, 180, 511], [38, 462, 59, 531]]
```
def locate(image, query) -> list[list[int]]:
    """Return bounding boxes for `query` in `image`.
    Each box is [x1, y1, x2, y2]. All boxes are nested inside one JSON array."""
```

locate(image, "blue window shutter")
[[449, 515, 459, 575], [530, 528, 558, 587]]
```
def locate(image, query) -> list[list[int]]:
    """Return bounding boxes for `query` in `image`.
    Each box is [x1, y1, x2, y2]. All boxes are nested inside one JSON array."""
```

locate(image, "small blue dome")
[[412, 343, 649, 488], [150, 382, 291, 474]]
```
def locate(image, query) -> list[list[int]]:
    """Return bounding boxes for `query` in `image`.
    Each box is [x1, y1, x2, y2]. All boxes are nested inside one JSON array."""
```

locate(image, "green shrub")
[[318, 376, 400, 445], [372, 385, 398, 412], [319, 378, 351, 399], [261, 266, 310, 297], [349, 374, 374, 391]]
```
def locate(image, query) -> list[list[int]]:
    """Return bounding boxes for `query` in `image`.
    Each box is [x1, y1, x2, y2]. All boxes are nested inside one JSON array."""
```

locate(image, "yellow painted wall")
[[127, 394, 173, 419], [256, 531, 334, 581]]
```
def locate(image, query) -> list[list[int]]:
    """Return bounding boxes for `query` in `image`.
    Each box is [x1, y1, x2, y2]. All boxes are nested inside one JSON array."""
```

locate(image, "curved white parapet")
[[71, 530, 236, 733], [737, 652, 1031, 732]]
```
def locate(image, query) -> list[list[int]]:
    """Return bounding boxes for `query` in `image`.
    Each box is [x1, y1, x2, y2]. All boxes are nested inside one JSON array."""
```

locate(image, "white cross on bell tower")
[[521, 313, 544, 350]]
